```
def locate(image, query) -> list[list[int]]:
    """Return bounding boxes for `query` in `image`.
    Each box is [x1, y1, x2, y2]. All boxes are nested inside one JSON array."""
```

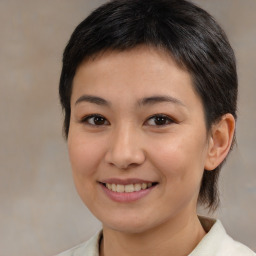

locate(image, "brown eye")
[[146, 115, 174, 126], [82, 114, 109, 126]]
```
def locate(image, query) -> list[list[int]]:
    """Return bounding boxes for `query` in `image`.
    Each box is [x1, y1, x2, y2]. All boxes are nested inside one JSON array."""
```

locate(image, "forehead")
[[71, 46, 202, 109], [74, 46, 186, 83]]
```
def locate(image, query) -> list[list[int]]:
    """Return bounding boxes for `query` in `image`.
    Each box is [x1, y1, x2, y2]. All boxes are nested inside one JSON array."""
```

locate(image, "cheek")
[[68, 133, 105, 179], [149, 134, 207, 184], [67, 133, 106, 204], [150, 136, 207, 211]]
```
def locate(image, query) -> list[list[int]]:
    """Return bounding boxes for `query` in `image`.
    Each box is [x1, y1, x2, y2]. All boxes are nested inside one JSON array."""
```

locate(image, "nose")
[[104, 125, 146, 169]]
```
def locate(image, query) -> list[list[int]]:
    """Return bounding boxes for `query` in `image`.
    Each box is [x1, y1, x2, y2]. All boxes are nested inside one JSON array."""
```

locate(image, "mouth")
[[101, 182, 158, 193], [99, 178, 159, 202]]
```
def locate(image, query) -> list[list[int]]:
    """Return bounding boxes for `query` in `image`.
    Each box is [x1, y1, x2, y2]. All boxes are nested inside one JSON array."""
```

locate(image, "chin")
[[98, 212, 147, 233], [100, 212, 164, 234], [104, 221, 151, 234]]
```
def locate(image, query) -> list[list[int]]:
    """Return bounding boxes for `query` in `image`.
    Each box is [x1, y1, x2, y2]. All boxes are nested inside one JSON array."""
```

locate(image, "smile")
[[104, 182, 154, 193], [99, 180, 158, 202]]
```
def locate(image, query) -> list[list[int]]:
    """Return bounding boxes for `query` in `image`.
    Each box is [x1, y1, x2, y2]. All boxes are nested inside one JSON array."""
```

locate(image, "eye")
[[145, 114, 175, 126], [81, 114, 110, 126]]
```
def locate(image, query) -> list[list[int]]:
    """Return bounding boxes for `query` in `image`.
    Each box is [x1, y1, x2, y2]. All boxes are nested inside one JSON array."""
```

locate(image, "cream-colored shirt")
[[56, 217, 255, 256]]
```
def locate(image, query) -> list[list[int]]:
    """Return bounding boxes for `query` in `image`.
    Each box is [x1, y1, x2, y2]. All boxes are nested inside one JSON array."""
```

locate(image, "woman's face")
[[68, 46, 211, 233]]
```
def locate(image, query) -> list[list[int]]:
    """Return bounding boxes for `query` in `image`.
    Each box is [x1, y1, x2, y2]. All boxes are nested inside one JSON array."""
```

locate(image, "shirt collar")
[[86, 216, 227, 256]]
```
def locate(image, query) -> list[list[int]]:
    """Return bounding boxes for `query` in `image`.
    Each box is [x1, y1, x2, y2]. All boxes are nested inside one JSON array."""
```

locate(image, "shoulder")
[[189, 217, 255, 256], [54, 231, 102, 256]]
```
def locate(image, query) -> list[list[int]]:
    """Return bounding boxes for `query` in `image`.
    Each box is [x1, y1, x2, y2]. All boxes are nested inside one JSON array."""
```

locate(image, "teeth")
[[112, 184, 117, 192], [125, 184, 134, 192], [116, 184, 124, 193], [105, 182, 154, 193], [134, 183, 142, 192], [142, 183, 147, 189]]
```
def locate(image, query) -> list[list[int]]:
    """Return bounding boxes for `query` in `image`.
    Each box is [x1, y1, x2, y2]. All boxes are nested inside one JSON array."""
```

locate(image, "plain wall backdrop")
[[0, 0, 255, 255]]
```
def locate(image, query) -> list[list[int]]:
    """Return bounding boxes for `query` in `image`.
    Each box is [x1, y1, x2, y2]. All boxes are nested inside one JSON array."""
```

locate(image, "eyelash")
[[81, 114, 109, 126], [145, 114, 175, 126], [80, 114, 175, 127]]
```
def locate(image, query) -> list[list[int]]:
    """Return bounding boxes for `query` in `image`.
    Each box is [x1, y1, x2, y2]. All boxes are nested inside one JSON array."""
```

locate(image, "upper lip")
[[100, 178, 157, 185]]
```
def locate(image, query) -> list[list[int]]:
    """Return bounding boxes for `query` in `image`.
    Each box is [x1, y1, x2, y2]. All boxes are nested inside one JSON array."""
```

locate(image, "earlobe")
[[204, 114, 236, 171]]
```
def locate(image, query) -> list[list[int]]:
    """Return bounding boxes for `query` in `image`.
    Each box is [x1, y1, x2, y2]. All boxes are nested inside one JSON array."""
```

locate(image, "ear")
[[204, 114, 236, 171]]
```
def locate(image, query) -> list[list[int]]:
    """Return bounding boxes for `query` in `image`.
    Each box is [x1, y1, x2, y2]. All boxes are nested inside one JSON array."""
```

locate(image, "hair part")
[[59, 0, 238, 210]]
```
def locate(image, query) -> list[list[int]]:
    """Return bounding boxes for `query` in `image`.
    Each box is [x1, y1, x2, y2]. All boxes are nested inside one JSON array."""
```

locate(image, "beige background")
[[0, 0, 255, 255]]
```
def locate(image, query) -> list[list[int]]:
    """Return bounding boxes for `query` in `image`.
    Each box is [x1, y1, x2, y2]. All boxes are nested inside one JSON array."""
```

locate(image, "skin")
[[68, 46, 235, 256]]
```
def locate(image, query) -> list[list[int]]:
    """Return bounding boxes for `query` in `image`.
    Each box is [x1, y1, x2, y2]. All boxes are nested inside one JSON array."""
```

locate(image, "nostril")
[[104, 138, 146, 169]]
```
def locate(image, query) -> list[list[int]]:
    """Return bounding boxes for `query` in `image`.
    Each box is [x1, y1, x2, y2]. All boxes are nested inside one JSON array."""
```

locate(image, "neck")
[[100, 212, 206, 256]]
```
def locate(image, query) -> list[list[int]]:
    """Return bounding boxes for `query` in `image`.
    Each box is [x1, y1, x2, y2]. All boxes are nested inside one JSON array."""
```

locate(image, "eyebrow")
[[75, 94, 185, 108], [75, 95, 110, 106], [138, 95, 186, 107]]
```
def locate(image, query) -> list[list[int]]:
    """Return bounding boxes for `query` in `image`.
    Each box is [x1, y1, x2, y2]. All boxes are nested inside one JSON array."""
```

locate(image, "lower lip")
[[100, 183, 156, 203]]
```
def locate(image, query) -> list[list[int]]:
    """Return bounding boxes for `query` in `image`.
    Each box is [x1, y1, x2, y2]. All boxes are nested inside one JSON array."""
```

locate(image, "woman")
[[57, 0, 255, 255]]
